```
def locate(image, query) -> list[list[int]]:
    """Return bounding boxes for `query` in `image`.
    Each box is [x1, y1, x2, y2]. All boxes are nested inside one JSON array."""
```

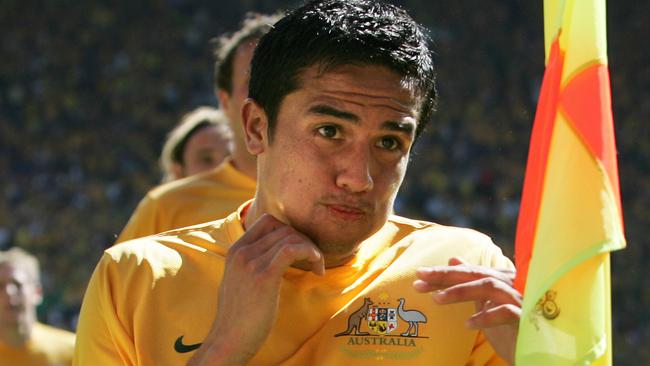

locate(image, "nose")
[[335, 145, 374, 193]]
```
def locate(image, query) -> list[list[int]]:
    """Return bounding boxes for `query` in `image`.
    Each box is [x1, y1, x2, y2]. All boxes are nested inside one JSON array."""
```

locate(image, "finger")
[[237, 213, 286, 246], [272, 230, 324, 275], [255, 234, 324, 277], [412, 279, 440, 293], [271, 240, 324, 277], [465, 303, 521, 329], [431, 277, 522, 306], [415, 264, 515, 289], [231, 225, 300, 261], [300, 257, 326, 277]]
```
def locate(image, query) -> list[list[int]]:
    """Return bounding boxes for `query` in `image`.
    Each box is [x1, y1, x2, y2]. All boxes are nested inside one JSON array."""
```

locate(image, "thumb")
[[309, 248, 325, 276]]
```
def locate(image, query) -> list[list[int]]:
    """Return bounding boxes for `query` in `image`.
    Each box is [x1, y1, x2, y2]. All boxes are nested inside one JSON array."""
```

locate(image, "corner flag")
[[514, 1, 626, 365]]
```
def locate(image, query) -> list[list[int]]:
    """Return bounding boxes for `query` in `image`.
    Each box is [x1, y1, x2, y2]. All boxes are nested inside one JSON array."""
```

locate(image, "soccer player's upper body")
[[0, 248, 75, 366], [117, 13, 280, 243], [76, 205, 512, 365], [78, 0, 521, 365]]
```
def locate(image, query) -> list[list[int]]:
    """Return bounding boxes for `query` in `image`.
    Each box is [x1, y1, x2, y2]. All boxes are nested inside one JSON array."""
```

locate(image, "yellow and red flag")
[[514, 0, 626, 365]]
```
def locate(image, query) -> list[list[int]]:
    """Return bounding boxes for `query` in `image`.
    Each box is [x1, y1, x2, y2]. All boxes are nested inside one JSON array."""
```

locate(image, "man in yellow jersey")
[[76, 0, 521, 365], [116, 13, 280, 243], [0, 248, 75, 365]]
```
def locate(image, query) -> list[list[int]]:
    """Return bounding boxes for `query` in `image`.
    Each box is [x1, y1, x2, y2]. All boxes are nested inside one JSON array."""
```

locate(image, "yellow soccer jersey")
[[116, 159, 256, 243], [76, 205, 512, 365], [0, 322, 75, 366]]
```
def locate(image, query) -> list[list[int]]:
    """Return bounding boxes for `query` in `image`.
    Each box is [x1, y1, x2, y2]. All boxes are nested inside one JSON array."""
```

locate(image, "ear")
[[217, 89, 232, 114], [241, 99, 268, 155], [170, 163, 184, 180], [34, 283, 43, 306]]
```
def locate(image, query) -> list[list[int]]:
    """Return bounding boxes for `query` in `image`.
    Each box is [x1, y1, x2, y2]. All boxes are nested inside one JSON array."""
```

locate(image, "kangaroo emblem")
[[335, 298, 373, 336]]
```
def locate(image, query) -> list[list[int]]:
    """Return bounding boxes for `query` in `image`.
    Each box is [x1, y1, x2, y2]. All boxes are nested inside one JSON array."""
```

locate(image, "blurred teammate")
[[0, 248, 75, 366], [116, 13, 280, 243], [159, 106, 233, 182], [76, 1, 520, 364]]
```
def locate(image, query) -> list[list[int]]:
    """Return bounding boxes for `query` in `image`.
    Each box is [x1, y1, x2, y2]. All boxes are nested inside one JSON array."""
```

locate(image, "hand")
[[188, 214, 325, 366], [413, 257, 520, 365]]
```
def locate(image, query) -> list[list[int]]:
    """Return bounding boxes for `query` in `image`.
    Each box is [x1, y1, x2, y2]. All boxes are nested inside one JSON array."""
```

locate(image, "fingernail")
[[412, 279, 426, 291], [315, 264, 325, 277]]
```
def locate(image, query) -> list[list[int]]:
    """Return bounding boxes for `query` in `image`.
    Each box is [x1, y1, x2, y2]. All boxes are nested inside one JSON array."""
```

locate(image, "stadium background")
[[0, 0, 647, 363]]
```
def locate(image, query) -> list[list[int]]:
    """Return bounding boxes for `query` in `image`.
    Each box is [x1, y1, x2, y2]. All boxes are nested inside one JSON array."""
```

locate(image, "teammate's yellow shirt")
[[116, 159, 256, 243], [76, 204, 511, 365], [0, 322, 75, 366]]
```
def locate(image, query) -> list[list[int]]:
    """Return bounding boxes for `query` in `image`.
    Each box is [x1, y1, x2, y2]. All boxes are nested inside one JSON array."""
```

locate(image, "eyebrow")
[[308, 105, 360, 123], [308, 104, 415, 135], [382, 120, 415, 135]]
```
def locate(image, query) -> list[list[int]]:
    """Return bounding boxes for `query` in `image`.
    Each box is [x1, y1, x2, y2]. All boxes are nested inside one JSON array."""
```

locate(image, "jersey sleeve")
[[74, 252, 137, 366], [116, 194, 159, 244], [483, 244, 516, 271]]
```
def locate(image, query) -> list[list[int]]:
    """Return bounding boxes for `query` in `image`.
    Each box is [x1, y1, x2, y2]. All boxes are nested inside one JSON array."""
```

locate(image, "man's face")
[[0, 264, 41, 328], [219, 40, 258, 144], [179, 124, 232, 178], [248, 64, 418, 261]]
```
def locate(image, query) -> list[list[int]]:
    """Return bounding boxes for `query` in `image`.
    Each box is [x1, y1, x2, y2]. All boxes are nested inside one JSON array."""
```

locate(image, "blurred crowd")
[[0, 0, 647, 363]]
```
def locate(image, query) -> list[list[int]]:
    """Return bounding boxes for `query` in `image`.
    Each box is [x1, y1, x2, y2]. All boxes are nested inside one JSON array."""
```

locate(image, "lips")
[[325, 204, 368, 221]]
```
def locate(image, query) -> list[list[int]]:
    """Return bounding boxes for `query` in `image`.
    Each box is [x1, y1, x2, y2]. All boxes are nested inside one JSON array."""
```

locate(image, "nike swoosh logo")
[[174, 335, 202, 353]]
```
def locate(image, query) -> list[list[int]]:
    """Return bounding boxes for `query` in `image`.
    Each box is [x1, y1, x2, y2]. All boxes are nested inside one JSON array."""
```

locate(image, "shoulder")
[[388, 215, 491, 244], [29, 323, 74, 363], [32, 322, 75, 347], [105, 216, 235, 274], [387, 215, 512, 269], [387, 214, 439, 230], [145, 164, 227, 201], [104, 237, 183, 275]]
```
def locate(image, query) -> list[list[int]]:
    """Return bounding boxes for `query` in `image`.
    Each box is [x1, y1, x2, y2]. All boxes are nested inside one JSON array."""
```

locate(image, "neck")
[[0, 322, 31, 348], [230, 144, 257, 179]]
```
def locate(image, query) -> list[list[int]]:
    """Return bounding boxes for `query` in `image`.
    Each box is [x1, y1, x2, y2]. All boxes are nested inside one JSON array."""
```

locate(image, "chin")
[[286, 207, 386, 252], [309, 224, 380, 256]]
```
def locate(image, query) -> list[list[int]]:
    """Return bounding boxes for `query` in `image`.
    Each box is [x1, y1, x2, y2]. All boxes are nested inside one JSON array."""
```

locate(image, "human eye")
[[201, 156, 214, 164], [195, 153, 213, 166], [375, 136, 403, 151], [316, 125, 341, 139]]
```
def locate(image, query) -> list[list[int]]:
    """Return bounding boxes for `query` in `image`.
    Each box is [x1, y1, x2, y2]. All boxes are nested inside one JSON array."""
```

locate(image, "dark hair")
[[249, 0, 437, 139], [212, 13, 281, 94]]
